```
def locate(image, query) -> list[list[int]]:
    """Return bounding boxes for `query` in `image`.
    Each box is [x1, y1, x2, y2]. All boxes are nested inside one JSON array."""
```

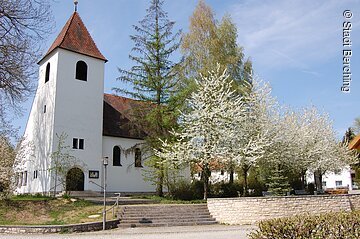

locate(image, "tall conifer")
[[114, 0, 181, 196]]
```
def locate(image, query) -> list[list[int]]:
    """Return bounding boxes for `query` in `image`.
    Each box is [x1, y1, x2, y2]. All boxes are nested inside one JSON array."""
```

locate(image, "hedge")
[[249, 210, 360, 239]]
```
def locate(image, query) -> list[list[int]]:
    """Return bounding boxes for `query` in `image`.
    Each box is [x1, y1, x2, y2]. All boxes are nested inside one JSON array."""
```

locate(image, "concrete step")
[[118, 221, 217, 228], [121, 204, 208, 210], [120, 214, 215, 220], [120, 213, 212, 218], [118, 204, 217, 228], [120, 218, 216, 224]]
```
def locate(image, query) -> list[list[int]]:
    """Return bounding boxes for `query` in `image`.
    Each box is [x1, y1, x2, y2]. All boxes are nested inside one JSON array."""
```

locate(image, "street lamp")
[[102, 156, 108, 230]]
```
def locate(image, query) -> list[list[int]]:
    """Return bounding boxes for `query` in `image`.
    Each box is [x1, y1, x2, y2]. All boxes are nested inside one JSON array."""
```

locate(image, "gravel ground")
[[0, 225, 257, 239]]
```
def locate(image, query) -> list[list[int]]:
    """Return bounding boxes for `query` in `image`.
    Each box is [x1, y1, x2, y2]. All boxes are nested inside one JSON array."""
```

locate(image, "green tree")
[[114, 0, 181, 197], [266, 164, 291, 196], [180, 0, 252, 94], [179, 0, 253, 183]]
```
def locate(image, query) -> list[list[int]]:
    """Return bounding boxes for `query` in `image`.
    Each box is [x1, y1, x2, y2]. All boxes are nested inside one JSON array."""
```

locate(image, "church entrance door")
[[66, 168, 85, 191]]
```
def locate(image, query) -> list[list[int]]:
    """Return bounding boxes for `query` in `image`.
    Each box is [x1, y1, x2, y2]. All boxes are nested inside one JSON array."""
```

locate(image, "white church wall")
[[102, 136, 156, 193], [52, 50, 105, 192], [15, 51, 60, 194]]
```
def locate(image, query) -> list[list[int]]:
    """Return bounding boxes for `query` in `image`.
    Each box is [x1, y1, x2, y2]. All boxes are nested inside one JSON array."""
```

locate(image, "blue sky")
[[13, 0, 360, 139]]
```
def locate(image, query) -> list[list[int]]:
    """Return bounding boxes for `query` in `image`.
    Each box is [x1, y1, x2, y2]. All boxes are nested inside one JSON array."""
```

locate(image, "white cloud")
[[229, 0, 360, 70]]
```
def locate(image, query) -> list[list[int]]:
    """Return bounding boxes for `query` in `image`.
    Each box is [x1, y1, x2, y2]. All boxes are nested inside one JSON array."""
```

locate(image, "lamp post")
[[102, 156, 108, 230]]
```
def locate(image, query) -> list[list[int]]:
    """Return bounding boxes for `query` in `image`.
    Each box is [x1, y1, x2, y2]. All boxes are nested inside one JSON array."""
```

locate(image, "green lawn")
[[0, 196, 109, 225]]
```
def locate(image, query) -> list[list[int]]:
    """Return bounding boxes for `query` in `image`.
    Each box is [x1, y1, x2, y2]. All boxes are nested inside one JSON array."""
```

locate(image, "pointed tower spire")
[[74, 0, 78, 12], [38, 10, 107, 63]]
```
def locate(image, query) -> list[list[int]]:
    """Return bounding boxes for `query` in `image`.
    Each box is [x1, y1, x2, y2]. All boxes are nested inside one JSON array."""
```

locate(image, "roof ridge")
[[104, 93, 143, 102]]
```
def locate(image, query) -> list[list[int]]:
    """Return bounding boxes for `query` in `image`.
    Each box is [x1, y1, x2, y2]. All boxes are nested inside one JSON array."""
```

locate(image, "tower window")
[[113, 146, 121, 166], [45, 63, 50, 83], [72, 138, 78, 149], [72, 138, 84, 150], [75, 61, 88, 81], [79, 139, 84, 150], [135, 148, 142, 167], [44, 105, 47, 113]]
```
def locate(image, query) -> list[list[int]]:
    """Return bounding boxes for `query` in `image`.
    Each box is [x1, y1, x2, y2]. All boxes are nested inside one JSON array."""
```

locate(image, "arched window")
[[113, 146, 121, 166], [75, 61, 88, 81], [135, 148, 142, 167], [45, 63, 50, 83]]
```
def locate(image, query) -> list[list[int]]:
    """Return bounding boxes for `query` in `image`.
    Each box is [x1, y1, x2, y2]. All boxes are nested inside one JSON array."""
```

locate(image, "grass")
[[0, 196, 112, 226], [11, 193, 52, 201], [131, 195, 206, 204]]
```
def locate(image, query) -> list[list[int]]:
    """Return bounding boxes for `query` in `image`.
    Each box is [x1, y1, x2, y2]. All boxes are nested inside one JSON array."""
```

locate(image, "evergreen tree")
[[343, 127, 355, 143], [114, 0, 181, 196], [267, 164, 291, 196]]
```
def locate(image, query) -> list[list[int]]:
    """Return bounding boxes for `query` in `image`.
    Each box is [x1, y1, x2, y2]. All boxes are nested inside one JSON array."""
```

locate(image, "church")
[[14, 9, 157, 194]]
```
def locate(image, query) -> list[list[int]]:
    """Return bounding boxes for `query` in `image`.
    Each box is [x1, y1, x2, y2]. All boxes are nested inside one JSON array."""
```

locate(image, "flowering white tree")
[[0, 136, 34, 198], [0, 135, 15, 198], [297, 107, 357, 190], [224, 79, 276, 195], [263, 106, 358, 191], [157, 66, 244, 199], [158, 65, 358, 198]]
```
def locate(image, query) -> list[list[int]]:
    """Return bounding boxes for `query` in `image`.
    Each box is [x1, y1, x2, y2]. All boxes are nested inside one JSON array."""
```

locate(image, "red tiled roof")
[[349, 134, 360, 150], [39, 12, 107, 63], [103, 94, 148, 139]]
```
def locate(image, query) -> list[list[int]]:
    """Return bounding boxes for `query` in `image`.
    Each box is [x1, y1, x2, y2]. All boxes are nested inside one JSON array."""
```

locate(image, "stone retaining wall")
[[0, 219, 119, 234], [207, 194, 360, 225]]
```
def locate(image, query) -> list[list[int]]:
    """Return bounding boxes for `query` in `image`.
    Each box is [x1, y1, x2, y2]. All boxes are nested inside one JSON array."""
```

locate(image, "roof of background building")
[[39, 12, 107, 63], [349, 134, 360, 150], [103, 94, 147, 139]]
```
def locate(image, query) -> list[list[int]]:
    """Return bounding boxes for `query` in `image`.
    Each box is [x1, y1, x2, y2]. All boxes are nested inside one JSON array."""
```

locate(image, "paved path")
[[0, 225, 257, 239]]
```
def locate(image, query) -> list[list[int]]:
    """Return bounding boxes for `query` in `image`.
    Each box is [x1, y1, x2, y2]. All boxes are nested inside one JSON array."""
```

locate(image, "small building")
[[349, 134, 360, 189], [306, 135, 360, 192]]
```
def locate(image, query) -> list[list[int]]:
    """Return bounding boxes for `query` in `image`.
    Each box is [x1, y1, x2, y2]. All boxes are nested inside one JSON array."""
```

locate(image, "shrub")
[[249, 211, 360, 239], [210, 182, 242, 198], [191, 180, 204, 200], [168, 180, 202, 201]]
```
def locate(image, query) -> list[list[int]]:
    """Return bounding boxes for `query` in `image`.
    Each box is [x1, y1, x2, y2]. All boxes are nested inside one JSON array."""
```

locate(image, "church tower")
[[16, 8, 107, 194]]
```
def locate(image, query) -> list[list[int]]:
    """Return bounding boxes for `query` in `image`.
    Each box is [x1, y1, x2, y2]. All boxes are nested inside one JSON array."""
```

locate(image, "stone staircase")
[[117, 204, 217, 227]]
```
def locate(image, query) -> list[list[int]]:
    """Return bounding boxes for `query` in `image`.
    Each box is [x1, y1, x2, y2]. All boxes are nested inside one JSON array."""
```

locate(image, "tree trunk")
[[203, 164, 210, 200], [314, 170, 323, 192], [243, 170, 248, 196], [229, 165, 234, 184], [242, 165, 250, 196], [300, 171, 306, 190], [53, 168, 58, 198], [156, 165, 164, 197]]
